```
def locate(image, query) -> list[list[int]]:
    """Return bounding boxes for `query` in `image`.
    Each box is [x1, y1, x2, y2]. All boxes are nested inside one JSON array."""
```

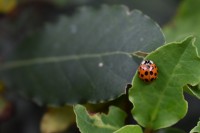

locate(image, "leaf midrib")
[[0, 51, 132, 71], [149, 40, 192, 126]]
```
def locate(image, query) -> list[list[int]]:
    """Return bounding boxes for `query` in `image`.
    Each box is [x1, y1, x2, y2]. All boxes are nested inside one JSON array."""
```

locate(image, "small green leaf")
[[190, 121, 200, 133], [114, 125, 143, 133], [0, 5, 164, 105], [129, 36, 200, 129], [74, 104, 127, 133], [184, 85, 200, 99]]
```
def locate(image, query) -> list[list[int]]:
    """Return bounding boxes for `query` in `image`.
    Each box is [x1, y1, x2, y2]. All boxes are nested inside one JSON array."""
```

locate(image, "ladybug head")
[[141, 60, 154, 65]]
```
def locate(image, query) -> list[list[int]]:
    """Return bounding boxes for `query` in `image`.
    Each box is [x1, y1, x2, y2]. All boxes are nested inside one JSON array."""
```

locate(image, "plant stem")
[[144, 128, 154, 133]]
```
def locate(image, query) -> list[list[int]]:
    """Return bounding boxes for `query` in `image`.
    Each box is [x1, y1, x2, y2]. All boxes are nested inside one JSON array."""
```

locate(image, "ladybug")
[[138, 60, 158, 82]]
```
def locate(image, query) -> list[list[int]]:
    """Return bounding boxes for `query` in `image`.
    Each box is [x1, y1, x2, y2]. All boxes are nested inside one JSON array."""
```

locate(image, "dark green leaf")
[[0, 5, 164, 105]]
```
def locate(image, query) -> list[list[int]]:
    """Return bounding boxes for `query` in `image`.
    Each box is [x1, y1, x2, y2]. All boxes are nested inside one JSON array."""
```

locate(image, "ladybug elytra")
[[138, 60, 158, 82]]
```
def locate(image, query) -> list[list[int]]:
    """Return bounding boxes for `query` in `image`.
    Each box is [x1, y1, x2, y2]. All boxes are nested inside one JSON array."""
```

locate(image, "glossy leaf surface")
[[0, 6, 164, 105]]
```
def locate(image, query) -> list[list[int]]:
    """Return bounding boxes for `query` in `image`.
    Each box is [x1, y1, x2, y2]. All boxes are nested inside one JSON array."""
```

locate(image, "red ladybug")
[[138, 60, 158, 82]]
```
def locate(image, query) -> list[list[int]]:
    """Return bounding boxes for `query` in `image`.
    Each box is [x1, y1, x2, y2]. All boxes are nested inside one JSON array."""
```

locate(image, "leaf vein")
[[0, 51, 132, 71]]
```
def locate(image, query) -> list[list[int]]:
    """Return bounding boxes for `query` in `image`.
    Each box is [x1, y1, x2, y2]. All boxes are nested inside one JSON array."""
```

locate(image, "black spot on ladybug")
[[154, 73, 157, 76], [145, 71, 148, 75], [138, 71, 140, 75], [141, 74, 144, 77], [150, 71, 153, 75], [151, 78, 154, 81], [145, 79, 149, 82]]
